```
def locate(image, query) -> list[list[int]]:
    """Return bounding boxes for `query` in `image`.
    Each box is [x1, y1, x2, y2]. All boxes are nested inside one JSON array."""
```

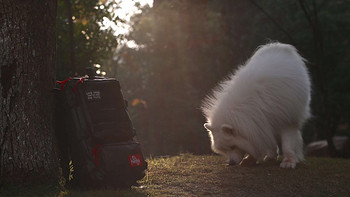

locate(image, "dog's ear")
[[204, 123, 213, 131], [221, 124, 235, 135]]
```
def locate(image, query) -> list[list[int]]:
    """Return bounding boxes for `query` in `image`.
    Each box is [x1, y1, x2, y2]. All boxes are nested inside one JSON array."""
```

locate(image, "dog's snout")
[[228, 160, 238, 166]]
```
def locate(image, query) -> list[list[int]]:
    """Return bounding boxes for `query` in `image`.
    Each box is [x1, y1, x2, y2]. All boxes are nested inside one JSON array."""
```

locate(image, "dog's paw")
[[280, 156, 296, 169]]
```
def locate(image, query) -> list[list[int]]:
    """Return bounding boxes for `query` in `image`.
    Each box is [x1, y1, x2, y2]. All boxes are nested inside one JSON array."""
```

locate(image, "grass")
[[0, 182, 60, 197], [1, 154, 349, 196], [139, 154, 350, 196]]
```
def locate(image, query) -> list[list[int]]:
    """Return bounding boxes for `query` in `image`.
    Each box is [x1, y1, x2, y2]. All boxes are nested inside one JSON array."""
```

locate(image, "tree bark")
[[64, 0, 76, 73], [0, 0, 58, 183]]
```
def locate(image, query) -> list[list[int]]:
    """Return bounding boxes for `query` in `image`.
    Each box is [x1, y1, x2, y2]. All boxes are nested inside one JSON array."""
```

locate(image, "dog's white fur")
[[202, 43, 311, 168]]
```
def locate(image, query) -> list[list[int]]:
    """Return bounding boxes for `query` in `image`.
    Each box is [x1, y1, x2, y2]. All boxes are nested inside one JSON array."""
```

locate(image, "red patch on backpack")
[[128, 154, 143, 167]]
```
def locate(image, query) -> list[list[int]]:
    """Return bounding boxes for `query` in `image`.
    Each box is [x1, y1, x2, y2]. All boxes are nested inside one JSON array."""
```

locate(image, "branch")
[[248, 0, 297, 46], [297, 0, 315, 30]]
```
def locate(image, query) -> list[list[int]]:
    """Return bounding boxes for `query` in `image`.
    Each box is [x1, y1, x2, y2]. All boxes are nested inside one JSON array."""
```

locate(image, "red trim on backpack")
[[73, 77, 85, 93], [56, 77, 72, 90], [92, 144, 102, 166], [56, 77, 85, 93]]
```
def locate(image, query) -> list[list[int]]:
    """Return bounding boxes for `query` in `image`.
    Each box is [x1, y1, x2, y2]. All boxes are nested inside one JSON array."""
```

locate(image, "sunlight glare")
[[100, 0, 153, 36], [96, 0, 152, 74]]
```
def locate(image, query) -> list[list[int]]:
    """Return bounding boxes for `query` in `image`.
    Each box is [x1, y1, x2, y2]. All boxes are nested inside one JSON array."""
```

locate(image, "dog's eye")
[[230, 145, 236, 150]]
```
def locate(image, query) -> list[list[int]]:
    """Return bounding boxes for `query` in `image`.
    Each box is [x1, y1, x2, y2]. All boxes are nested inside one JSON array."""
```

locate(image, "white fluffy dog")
[[202, 42, 311, 168]]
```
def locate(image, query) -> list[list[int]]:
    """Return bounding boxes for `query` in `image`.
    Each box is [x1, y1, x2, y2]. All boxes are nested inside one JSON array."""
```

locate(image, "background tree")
[[56, 0, 121, 78], [245, 0, 350, 157], [297, 0, 350, 156], [110, 0, 350, 157], [113, 0, 242, 155], [0, 0, 58, 183]]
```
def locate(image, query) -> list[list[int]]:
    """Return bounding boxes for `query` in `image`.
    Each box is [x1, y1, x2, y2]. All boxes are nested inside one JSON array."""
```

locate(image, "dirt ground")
[[1, 154, 349, 196], [136, 154, 350, 196]]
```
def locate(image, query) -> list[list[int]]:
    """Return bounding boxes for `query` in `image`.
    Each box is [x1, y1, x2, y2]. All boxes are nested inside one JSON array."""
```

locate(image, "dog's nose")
[[228, 160, 237, 166]]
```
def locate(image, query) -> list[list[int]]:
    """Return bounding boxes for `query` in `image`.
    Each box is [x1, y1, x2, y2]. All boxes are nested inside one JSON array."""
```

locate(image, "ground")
[[1, 154, 349, 196], [139, 154, 350, 196]]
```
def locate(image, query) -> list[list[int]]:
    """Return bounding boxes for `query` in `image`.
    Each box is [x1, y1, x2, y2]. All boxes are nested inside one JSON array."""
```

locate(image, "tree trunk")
[[0, 0, 58, 183], [64, 0, 76, 74]]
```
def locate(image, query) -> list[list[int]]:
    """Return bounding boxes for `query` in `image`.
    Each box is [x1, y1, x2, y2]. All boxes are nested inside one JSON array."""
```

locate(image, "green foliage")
[[56, 0, 121, 79], [68, 161, 74, 181]]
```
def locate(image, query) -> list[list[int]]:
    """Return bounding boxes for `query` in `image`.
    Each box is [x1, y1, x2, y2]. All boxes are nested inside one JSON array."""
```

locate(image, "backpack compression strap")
[[56, 77, 86, 93]]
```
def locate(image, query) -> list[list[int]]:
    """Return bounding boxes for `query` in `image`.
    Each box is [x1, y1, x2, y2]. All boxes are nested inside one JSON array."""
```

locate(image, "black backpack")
[[54, 75, 147, 189]]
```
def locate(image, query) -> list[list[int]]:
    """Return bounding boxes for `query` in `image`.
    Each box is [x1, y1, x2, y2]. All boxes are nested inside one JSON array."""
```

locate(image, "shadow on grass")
[[58, 187, 148, 197], [0, 182, 61, 197], [0, 182, 148, 197]]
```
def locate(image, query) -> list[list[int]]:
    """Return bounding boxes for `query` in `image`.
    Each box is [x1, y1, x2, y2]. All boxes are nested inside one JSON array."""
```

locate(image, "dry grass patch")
[[1, 154, 349, 196], [136, 154, 350, 197]]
